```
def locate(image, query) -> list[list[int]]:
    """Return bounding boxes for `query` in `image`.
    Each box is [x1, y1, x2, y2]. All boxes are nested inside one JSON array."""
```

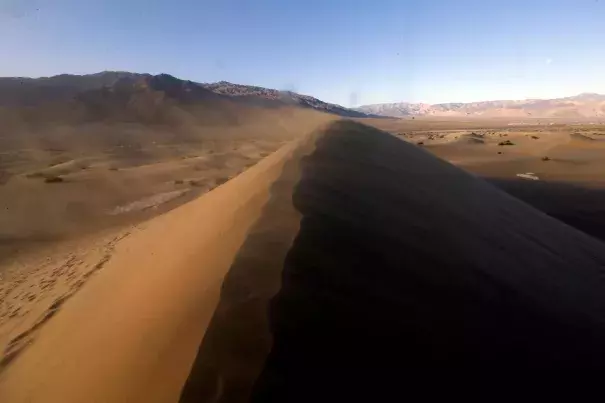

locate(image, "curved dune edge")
[[0, 129, 319, 403], [183, 121, 605, 401], [3, 120, 605, 401]]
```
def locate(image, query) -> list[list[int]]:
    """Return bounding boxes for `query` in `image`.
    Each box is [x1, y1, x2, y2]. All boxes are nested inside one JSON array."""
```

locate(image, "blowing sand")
[[0, 108, 336, 266], [2, 120, 605, 402]]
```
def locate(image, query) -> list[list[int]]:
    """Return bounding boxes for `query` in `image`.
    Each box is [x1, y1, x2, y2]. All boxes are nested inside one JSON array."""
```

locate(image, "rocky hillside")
[[0, 72, 369, 118], [356, 93, 605, 118], [0, 72, 233, 126], [202, 81, 369, 117]]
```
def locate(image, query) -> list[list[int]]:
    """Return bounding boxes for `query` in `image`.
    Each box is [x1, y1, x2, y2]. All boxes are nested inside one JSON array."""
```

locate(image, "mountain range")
[[356, 93, 605, 118], [0, 72, 369, 121], [3, 71, 605, 120], [201, 81, 369, 117]]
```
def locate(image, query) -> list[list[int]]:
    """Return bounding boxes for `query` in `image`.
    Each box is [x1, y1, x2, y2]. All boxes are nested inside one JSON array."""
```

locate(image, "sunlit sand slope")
[[3, 120, 605, 402]]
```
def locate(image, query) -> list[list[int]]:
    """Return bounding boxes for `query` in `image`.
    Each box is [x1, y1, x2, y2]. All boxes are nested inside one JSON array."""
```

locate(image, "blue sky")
[[1, 0, 605, 106]]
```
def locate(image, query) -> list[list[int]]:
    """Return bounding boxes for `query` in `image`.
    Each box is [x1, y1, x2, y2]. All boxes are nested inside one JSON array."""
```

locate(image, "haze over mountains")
[[5, 71, 605, 120], [202, 81, 368, 117], [0, 72, 369, 120], [0, 70, 339, 253], [356, 93, 605, 118]]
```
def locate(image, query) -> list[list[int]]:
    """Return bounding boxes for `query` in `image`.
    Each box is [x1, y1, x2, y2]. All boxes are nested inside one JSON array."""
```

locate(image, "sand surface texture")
[[2, 120, 605, 401]]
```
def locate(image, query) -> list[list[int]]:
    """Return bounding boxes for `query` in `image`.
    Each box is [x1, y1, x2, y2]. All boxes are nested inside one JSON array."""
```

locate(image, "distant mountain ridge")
[[0, 72, 369, 118], [0, 72, 144, 106], [201, 81, 370, 117], [356, 93, 605, 118], [0, 72, 233, 126]]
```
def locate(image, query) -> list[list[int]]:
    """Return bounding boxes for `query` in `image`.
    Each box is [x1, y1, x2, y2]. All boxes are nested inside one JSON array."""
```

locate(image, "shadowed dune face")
[[487, 179, 605, 242], [253, 122, 605, 399], [180, 134, 314, 403], [179, 121, 605, 402], [4, 120, 605, 402]]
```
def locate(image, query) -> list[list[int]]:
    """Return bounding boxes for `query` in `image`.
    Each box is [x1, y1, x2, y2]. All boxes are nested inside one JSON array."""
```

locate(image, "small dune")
[[25, 159, 90, 179]]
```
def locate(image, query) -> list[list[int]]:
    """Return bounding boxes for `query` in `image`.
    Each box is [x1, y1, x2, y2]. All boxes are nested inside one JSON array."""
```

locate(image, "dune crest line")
[[0, 129, 318, 403], [3, 121, 605, 402]]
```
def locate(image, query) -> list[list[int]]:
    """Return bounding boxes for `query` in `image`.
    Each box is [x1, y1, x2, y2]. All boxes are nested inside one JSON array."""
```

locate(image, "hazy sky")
[[2, 0, 605, 105]]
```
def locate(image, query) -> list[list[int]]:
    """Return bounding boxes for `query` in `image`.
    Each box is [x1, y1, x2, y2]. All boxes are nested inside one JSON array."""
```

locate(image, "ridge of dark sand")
[[182, 120, 605, 402], [487, 178, 605, 242]]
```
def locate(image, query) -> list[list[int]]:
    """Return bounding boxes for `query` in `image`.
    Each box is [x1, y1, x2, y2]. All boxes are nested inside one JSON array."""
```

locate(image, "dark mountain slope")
[[0, 72, 370, 118]]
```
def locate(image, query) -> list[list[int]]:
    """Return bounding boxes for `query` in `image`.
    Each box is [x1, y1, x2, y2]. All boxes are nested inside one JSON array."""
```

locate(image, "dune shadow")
[[487, 178, 605, 241], [249, 121, 605, 401], [179, 139, 309, 403], [180, 120, 605, 402]]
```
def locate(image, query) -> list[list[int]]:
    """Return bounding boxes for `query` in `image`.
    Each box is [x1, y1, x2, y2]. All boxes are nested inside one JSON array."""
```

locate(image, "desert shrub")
[[498, 140, 515, 146], [44, 175, 64, 183]]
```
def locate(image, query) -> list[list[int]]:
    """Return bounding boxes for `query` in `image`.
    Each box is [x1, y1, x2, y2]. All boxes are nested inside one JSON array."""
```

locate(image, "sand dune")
[[0, 131, 314, 402], [3, 120, 605, 401]]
